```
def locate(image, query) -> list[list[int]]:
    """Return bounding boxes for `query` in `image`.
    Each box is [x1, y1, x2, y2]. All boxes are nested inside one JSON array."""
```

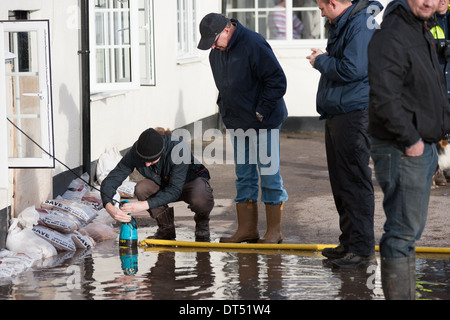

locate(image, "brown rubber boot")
[[258, 202, 284, 244], [147, 207, 176, 240], [219, 201, 259, 243]]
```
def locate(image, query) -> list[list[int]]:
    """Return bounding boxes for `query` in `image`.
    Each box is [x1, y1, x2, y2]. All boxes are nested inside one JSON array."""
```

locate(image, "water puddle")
[[0, 227, 448, 300]]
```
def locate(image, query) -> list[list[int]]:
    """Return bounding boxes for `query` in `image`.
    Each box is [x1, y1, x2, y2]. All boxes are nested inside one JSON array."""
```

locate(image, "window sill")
[[90, 90, 129, 101], [176, 56, 202, 65]]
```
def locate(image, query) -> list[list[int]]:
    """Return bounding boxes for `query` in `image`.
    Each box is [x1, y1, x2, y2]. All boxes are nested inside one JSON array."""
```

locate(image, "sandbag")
[[96, 147, 125, 184], [79, 222, 117, 242], [118, 181, 136, 198], [71, 231, 95, 249], [6, 219, 57, 259], [37, 208, 81, 234], [17, 206, 39, 229], [80, 190, 104, 211], [32, 225, 76, 251], [0, 251, 43, 278], [41, 198, 97, 224], [61, 172, 89, 201]]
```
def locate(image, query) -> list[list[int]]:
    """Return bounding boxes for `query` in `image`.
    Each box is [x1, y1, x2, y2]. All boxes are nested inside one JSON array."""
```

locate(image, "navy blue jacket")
[[209, 19, 288, 130], [315, 0, 383, 119]]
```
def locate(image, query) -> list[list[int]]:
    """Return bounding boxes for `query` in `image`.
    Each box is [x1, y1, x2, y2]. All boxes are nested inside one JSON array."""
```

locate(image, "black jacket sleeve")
[[100, 150, 135, 207]]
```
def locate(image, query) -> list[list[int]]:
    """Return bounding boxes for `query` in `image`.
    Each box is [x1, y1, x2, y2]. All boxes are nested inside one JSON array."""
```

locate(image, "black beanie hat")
[[136, 128, 164, 162]]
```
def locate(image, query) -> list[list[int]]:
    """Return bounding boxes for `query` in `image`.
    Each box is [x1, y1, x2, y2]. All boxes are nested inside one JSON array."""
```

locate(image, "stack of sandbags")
[[7, 174, 118, 257]]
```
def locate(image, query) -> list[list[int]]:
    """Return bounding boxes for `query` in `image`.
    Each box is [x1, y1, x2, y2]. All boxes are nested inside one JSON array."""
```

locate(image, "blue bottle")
[[119, 245, 138, 275], [119, 200, 138, 247]]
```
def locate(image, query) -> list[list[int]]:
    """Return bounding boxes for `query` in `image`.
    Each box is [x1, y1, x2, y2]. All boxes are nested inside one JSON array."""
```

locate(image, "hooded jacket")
[[100, 134, 209, 209], [209, 19, 288, 130], [368, 0, 450, 147], [315, 0, 383, 119]]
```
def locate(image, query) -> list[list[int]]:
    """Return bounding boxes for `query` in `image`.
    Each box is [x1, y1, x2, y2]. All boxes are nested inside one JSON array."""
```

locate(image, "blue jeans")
[[370, 138, 437, 259], [231, 127, 288, 204]]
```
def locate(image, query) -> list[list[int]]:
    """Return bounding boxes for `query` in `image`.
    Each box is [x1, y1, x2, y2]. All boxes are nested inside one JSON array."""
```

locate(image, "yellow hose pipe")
[[139, 239, 450, 254]]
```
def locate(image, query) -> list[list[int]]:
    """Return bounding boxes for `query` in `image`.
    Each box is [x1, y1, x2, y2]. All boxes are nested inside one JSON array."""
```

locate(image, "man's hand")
[[105, 201, 149, 222], [306, 48, 326, 67], [405, 139, 424, 157], [120, 200, 150, 214], [105, 202, 131, 223]]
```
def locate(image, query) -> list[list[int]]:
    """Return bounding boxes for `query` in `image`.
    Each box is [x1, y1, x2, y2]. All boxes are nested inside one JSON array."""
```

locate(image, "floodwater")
[[0, 226, 449, 301]]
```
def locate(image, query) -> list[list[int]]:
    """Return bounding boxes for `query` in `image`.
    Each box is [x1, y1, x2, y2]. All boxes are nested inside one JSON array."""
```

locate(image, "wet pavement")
[[1, 131, 449, 302], [0, 226, 448, 301]]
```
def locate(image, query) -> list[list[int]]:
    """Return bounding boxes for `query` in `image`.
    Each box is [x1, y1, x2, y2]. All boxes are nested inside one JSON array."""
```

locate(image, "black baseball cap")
[[197, 13, 228, 50]]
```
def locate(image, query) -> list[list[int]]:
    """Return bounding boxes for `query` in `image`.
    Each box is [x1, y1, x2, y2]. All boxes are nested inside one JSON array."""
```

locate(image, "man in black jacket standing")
[[101, 128, 214, 241], [368, 0, 450, 299]]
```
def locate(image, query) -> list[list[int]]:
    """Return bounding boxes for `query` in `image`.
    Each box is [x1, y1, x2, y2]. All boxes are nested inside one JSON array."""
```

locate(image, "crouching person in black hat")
[[100, 128, 214, 241]]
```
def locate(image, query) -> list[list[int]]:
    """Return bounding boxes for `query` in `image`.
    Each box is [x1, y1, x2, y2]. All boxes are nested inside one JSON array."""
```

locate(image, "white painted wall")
[[275, 46, 323, 117]]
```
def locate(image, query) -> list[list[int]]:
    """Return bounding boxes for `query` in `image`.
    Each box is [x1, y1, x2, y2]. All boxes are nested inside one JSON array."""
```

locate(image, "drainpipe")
[[79, 0, 91, 181]]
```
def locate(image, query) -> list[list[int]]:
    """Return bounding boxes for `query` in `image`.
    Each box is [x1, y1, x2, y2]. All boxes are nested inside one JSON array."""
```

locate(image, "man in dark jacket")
[[197, 13, 288, 244], [100, 128, 214, 241], [307, 0, 382, 268], [368, 0, 450, 299]]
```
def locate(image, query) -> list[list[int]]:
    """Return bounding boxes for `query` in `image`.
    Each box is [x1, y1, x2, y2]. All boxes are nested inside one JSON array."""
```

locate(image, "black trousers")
[[325, 109, 375, 256]]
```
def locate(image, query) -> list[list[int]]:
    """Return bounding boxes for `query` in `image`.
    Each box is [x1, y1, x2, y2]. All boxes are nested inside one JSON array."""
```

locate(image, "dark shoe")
[[195, 221, 210, 242], [331, 252, 377, 269], [194, 209, 211, 242], [147, 207, 176, 240], [322, 244, 348, 259]]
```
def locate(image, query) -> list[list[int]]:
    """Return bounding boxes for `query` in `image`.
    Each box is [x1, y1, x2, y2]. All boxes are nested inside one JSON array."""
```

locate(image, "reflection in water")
[[0, 230, 448, 300]]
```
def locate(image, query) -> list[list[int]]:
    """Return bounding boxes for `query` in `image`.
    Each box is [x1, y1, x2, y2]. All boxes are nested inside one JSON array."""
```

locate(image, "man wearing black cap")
[[198, 13, 288, 244], [100, 128, 214, 241]]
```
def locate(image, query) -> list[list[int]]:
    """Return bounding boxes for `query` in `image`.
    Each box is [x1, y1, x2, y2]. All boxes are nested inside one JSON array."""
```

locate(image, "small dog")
[[433, 137, 450, 187], [438, 138, 450, 170]]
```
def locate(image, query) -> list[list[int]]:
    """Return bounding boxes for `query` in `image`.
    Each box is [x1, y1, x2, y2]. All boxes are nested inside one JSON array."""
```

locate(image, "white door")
[[1, 20, 54, 169]]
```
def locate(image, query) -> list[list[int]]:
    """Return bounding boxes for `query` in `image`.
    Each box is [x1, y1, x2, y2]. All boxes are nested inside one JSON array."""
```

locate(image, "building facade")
[[0, 0, 342, 248]]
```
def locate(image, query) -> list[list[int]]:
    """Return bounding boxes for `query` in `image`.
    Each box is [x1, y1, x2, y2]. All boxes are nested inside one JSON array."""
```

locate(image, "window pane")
[[296, 0, 321, 39], [114, 11, 130, 46], [268, 5, 287, 40], [95, 12, 108, 46], [114, 47, 131, 82], [8, 118, 42, 158], [95, 0, 109, 9], [19, 76, 40, 114], [114, 0, 130, 9], [96, 48, 108, 83], [227, 0, 325, 40], [226, 0, 256, 8]]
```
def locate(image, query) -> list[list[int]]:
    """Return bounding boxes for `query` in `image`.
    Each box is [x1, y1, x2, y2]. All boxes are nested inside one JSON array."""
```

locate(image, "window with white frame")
[[177, 0, 198, 62], [90, 0, 139, 92], [225, 0, 327, 44], [139, 0, 156, 85]]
